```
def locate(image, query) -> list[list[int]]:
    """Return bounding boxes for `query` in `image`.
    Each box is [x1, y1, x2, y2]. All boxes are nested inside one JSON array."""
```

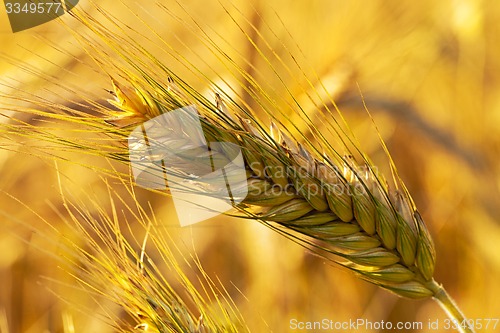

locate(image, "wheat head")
[[109, 78, 436, 300]]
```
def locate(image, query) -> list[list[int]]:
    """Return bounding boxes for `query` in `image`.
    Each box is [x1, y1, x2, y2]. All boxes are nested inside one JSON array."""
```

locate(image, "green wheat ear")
[[105, 76, 473, 332], [0, 1, 476, 332]]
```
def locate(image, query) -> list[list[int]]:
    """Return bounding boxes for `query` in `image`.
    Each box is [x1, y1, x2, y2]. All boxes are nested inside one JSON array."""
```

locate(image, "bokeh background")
[[1, 0, 500, 332]]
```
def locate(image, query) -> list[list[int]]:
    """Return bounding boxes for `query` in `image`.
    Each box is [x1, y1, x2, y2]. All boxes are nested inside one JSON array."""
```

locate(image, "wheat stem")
[[427, 280, 475, 333]]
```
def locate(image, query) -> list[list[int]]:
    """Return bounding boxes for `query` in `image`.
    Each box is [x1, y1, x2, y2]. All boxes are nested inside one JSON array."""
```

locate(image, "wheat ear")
[[124, 86, 434, 297], [109, 78, 475, 332]]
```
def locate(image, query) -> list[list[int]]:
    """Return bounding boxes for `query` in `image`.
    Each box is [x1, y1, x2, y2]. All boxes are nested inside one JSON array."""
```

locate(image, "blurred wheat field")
[[1, 0, 500, 332]]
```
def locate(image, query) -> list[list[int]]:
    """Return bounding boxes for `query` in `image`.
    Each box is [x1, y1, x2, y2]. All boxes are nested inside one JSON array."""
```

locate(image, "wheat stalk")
[[41, 173, 250, 332], [113, 81, 434, 297], [102, 73, 473, 332], [102, 34, 476, 330]]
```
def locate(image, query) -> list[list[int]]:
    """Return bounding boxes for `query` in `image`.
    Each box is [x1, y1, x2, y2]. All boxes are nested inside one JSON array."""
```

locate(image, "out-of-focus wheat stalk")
[[4, 170, 249, 332], [0, 1, 481, 332]]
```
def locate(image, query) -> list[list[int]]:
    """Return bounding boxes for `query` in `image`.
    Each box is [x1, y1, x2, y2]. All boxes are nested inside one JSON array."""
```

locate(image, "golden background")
[[1, 0, 500, 332]]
